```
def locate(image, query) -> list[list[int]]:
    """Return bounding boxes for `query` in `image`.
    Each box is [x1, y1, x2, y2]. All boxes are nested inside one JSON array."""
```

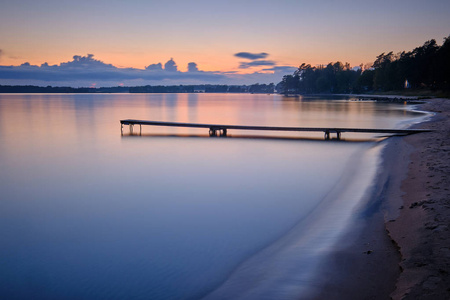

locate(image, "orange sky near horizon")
[[2, 34, 446, 73], [1, 0, 449, 74]]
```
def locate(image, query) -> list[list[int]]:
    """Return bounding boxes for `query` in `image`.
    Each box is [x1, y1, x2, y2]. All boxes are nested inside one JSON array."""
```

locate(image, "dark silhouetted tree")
[[278, 35, 450, 94]]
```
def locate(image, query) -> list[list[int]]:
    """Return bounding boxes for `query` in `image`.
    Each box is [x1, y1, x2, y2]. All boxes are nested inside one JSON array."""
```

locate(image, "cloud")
[[0, 54, 297, 86], [262, 66, 298, 73], [234, 52, 269, 60], [234, 52, 297, 73], [145, 63, 162, 70], [60, 54, 115, 69], [0, 49, 3, 60], [187, 62, 198, 72], [164, 58, 177, 72], [239, 60, 276, 69], [0, 54, 229, 86]]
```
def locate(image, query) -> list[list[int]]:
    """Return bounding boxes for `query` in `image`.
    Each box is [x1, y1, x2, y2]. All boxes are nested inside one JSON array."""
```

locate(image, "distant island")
[[0, 83, 275, 94]]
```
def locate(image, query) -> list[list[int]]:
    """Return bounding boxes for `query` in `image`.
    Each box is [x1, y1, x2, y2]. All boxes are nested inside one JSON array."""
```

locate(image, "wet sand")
[[315, 98, 450, 299]]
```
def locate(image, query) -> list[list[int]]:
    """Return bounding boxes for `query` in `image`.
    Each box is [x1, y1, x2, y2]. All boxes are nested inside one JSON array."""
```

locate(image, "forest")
[[278, 35, 450, 95]]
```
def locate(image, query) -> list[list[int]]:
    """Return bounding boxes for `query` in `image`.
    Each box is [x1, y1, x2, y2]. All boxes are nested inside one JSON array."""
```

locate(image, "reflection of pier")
[[120, 119, 431, 140]]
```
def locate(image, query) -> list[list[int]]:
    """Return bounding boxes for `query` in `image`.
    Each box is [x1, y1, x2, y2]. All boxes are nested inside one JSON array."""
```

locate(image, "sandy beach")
[[315, 98, 449, 299], [386, 98, 450, 299]]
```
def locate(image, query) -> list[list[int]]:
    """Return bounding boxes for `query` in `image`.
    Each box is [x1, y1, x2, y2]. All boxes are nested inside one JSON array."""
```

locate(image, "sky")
[[0, 0, 449, 87]]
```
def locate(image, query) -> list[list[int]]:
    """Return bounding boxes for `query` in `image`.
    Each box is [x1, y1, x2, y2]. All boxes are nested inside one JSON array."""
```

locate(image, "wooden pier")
[[120, 119, 431, 140]]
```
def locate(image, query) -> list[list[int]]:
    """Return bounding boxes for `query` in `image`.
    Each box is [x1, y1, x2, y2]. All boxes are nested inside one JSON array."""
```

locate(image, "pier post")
[[121, 124, 123, 135], [324, 130, 330, 140], [336, 131, 341, 140], [140, 124, 142, 136], [130, 124, 133, 134]]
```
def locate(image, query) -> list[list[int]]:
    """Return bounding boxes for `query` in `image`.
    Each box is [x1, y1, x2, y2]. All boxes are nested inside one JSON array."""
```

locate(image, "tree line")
[[0, 85, 129, 93], [0, 83, 276, 94], [278, 35, 450, 95]]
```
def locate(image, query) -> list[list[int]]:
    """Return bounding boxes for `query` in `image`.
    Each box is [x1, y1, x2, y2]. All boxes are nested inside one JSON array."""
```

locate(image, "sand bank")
[[314, 98, 449, 299], [386, 98, 450, 299]]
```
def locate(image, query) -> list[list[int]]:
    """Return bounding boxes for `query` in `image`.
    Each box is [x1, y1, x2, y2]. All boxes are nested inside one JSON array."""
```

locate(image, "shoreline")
[[314, 97, 449, 299], [312, 138, 402, 299], [201, 141, 385, 299], [386, 98, 450, 299]]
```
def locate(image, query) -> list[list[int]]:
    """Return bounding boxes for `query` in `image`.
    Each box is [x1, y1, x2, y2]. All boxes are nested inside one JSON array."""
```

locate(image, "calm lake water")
[[0, 93, 425, 299]]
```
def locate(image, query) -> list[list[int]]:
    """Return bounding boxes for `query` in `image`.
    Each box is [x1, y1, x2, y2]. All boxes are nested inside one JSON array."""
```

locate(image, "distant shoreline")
[[0, 84, 274, 94], [1, 85, 448, 99]]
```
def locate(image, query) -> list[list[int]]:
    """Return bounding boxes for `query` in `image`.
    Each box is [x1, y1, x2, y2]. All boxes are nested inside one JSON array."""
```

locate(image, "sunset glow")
[[1, 0, 449, 86], [1, 1, 449, 298]]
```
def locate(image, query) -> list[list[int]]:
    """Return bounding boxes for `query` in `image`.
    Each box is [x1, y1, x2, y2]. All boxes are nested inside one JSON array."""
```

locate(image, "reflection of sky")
[[1, 0, 449, 73], [0, 94, 428, 299]]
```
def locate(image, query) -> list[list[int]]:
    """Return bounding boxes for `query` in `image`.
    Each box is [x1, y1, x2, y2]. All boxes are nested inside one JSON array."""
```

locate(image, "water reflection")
[[120, 133, 375, 143]]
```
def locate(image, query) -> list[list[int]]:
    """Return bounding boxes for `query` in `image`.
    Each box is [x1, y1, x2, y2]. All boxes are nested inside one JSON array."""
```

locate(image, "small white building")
[[404, 79, 411, 89]]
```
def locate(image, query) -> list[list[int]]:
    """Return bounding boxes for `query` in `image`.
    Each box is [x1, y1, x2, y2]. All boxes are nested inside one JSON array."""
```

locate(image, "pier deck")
[[120, 119, 431, 140]]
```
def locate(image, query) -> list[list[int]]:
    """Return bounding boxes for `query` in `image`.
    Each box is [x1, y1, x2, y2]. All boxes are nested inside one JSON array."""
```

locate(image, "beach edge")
[[313, 97, 449, 300], [386, 98, 450, 299]]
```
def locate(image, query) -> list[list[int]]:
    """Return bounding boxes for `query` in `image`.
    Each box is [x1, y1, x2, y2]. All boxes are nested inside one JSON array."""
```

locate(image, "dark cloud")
[[239, 60, 276, 69], [234, 52, 269, 60], [0, 54, 228, 86], [40, 62, 58, 68], [145, 63, 162, 70], [187, 62, 199, 72], [60, 54, 115, 69], [164, 58, 177, 72], [262, 66, 298, 73], [0, 54, 297, 86]]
